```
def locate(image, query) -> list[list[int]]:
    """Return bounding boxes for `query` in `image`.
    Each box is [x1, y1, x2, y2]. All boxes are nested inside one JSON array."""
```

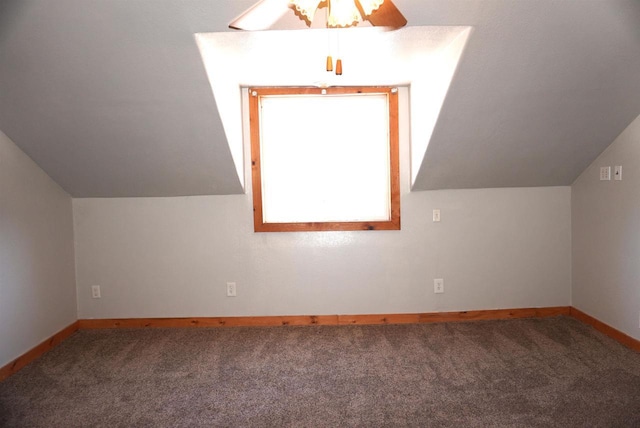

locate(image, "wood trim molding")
[[0, 321, 79, 382], [419, 306, 570, 323], [78, 316, 340, 329], [79, 307, 571, 330], [249, 86, 401, 233], [569, 307, 640, 353], [7, 306, 639, 382], [338, 307, 571, 325]]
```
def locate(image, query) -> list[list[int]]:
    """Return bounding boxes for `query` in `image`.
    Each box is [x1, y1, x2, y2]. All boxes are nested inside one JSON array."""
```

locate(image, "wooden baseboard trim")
[[339, 306, 571, 325], [569, 307, 640, 353], [78, 306, 571, 330], [78, 315, 340, 329], [423, 306, 572, 322], [6, 306, 637, 382], [0, 321, 79, 382]]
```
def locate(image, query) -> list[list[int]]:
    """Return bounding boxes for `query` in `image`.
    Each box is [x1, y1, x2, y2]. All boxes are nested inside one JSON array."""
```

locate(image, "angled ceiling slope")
[[0, 0, 639, 197], [0, 0, 248, 197], [411, 0, 640, 190]]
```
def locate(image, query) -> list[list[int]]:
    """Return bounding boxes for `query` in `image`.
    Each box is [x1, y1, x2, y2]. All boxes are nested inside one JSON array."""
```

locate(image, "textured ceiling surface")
[[0, 0, 639, 197], [408, 0, 640, 190]]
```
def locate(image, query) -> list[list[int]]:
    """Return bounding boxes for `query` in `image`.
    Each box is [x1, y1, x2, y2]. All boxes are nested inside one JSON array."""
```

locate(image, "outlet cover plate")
[[614, 165, 622, 181], [226, 282, 237, 297], [434, 278, 444, 294], [91, 285, 101, 299]]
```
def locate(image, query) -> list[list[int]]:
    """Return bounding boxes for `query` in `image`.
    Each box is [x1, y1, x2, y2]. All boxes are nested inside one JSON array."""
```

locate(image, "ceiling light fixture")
[[229, 0, 407, 76], [290, 0, 385, 28], [290, 0, 385, 76], [229, 0, 407, 32]]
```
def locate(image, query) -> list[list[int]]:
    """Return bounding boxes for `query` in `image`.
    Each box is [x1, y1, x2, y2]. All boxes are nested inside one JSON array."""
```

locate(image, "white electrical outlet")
[[91, 285, 101, 299], [614, 165, 622, 181], [600, 166, 611, 181], [226, 282, 237, 297], [434, 278, 444, 294], [433, 209, 441, 222]]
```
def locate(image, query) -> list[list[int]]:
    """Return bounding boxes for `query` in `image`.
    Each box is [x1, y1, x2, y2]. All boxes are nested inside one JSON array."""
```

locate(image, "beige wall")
[[572, 114, 640, 340], [74, 186, 571, 319], [0, 131, 76, 366]]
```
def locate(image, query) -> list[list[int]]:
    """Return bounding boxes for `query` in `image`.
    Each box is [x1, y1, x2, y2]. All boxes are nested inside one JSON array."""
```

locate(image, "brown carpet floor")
[[1, 316, 639, 427]]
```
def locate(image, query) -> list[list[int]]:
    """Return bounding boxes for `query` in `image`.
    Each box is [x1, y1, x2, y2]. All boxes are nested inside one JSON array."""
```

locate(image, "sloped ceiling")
[[0, 0, 639, 197], [410, 0, 640, 190]]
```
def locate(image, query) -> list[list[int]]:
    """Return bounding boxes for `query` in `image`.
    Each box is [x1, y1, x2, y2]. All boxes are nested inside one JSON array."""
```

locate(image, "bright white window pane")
[[259, 93, 390, 224]]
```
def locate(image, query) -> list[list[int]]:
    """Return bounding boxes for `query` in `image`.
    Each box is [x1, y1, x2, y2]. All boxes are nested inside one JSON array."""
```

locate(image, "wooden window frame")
[[249, 86, 400, 232]]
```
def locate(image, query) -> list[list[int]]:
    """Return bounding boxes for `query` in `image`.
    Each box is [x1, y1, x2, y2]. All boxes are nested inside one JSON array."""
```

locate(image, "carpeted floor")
[[1, 316, 639, 427]]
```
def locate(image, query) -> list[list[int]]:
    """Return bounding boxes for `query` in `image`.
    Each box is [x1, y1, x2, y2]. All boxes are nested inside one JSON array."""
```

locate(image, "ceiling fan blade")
[[365, 0, 407, 28], [229, 0, 290, 31]]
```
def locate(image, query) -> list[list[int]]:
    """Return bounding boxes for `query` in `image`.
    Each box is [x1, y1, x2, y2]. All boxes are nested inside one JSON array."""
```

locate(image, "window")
[[249, 86, 400, 232]]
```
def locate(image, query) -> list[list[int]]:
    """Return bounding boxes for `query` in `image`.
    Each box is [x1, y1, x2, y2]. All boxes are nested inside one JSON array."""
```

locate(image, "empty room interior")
[[1, 0, 640, 426]]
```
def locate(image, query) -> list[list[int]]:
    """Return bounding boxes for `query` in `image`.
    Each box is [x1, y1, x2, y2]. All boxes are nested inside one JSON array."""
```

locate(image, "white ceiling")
[[0, 0, 639, 197]]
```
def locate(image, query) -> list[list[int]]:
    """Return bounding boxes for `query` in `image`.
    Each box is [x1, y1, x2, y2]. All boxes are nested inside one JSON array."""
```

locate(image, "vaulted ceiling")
[[1, 0, 639, 197]]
